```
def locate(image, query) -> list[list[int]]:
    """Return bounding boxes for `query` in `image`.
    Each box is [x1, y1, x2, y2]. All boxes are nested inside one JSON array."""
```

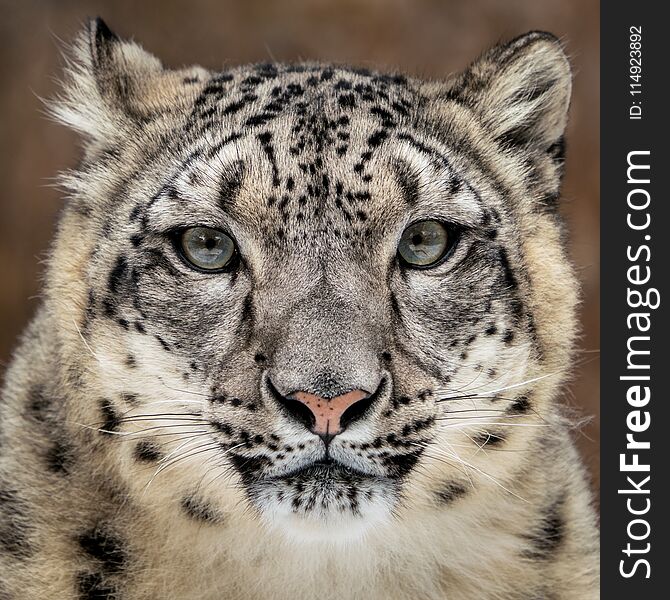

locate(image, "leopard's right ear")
[[50, 18, 164, 142], [432, 32, 572, 153]]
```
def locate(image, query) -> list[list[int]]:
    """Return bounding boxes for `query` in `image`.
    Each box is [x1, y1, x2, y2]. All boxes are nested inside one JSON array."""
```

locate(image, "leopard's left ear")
[[443, 32, 572, 152], [50, 18, 166, 143], [86, 17, 165, 112]]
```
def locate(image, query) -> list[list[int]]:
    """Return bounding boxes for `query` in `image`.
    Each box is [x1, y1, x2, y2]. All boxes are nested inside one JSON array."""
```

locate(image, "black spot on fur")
[[133, 441, 162, 463], [508, 395, 531, 414], [368, 129, 388, 148], [100, 400, 121, 434], [389, 292, 402, 321], [180, 496, 224, 524], [222, 94, 257, 115], [393, 160, 420, 207], [211, 420, 233, 436], [338, 93, 356, 108], [154, 335, 171, 352], [257, 131, 280, 186], [78, 525, 126, 573], [240, 293, 254, 328], [219, 160, 245, 204], [435, 481, 468, 505], [472, 430, 507, 447], [101, 298, 117, 318], [497, 248, 518, 291], [120, 393, 138, 406], [524, 495, 566, 559], [46, 438, 75, 474], [0, 486, 33, 558], [382, 449, 423, 478], [230, 453, 272, 484], [107, 256, 128, 294], [27, 385, 51, 422]]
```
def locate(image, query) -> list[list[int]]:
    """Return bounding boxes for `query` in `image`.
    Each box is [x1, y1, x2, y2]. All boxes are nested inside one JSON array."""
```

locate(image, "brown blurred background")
[[0, 0, 599, 495]]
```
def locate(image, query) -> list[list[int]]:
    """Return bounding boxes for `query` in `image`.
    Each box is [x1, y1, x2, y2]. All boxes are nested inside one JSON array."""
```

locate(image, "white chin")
[[249, 473, 398, 544], [260, 497, 394, 544]]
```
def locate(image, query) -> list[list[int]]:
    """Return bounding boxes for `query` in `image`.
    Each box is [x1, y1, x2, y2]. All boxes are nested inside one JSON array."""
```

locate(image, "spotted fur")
[[0, 18, 598, 599]]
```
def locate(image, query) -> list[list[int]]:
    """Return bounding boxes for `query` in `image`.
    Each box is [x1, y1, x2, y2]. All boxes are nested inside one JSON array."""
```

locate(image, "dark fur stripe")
[[46, 438, 75, 474], [0, 486, 34, 558], [107, 256, 128, 295], [472, 430, 507, 447], [524, 494, 566, 560], [435, 481, 468, 505], [392, 158, 420, 207], [100, 400, 121, 434], [133, 441, 163, 463], [219, 160, 246, 205], [78, 525, 126, 573], [508, 394, 531, 414], [180, 496, 224, 524]]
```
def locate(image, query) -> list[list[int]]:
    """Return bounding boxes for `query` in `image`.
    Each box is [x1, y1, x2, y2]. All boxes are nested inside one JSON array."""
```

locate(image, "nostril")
[[339, 378, 385, 430], [281, 398, 316, 431], [266, 378, 315, 430], [339, 395, 375, 430]]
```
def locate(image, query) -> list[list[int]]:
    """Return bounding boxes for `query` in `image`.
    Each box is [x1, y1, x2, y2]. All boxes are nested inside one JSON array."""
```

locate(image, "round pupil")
[[182, 227, 235, 270], [398, 221, 449, 267]]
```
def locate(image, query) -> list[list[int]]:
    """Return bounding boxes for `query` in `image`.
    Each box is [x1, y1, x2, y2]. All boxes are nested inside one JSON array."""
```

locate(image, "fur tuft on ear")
[[443, 32, 572, 152], [50, 18, 164, 143]]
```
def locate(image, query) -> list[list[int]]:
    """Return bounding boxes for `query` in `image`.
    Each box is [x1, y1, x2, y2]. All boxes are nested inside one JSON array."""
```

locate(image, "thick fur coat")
[[0, 19, 599, 599]]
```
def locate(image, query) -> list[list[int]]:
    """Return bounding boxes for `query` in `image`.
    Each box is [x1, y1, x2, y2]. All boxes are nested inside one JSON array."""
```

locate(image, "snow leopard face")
[[50, 19, 576, 540]]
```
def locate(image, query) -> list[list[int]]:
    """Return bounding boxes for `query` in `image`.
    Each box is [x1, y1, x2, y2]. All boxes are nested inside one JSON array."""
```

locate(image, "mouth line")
[[263, 458, 379, 483]]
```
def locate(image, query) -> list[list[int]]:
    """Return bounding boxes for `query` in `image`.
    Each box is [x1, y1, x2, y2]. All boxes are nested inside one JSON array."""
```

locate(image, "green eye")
[[179, 227, 237, 271], [398, 220, 452, 268]]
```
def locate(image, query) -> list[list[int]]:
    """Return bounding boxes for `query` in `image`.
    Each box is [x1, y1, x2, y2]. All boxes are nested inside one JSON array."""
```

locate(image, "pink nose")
[[291, 389, 370, 437]]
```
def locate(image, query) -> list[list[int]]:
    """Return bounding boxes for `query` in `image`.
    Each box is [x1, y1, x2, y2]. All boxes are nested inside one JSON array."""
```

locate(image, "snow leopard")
[[0, 18, 599, 600]]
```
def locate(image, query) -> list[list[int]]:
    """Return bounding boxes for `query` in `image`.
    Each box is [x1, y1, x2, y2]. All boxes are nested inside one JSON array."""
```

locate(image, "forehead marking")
[[394, 136, 483, 220], [144, 67, 490, 240]]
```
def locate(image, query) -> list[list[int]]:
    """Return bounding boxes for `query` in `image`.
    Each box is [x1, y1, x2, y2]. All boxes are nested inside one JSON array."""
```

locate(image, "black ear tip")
[[524, 30, 560, 42], [510, 31, 562, 48], [499, 31, 569, 72], [87, 17, 119, 67], [90, 17, 119, 44]]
